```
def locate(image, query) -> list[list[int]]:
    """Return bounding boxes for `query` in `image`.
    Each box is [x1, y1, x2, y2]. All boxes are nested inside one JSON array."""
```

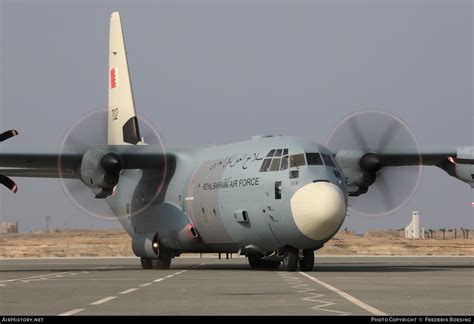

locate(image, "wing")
[[0, 145, 174, 196], [332, 146, 473, 196]]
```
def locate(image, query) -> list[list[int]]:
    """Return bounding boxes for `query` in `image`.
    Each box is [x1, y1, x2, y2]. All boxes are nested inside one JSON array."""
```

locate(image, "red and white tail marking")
[[110, 68, 118, 89]]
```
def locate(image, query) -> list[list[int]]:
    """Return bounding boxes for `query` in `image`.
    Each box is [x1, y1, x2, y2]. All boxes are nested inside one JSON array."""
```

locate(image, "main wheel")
[[299, 249, 314, 271], [282, 247, 298, 272], [140, 257, 153, 269], [261, 260, 281, 270], [248, 255, 262, 269], [151, 244, 172, 270], [248, 256, 281, 270]]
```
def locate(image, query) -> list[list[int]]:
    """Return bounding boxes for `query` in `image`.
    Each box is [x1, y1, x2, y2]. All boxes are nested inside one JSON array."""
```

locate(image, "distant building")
[[0, 222, 18, 234], [405, 211, 424, 239]]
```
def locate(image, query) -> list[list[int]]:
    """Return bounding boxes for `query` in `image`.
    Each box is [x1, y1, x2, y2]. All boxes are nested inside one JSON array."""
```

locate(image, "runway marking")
[[140, 283, 153, 287], [299, 272, 386, 316], [0, 267, 119, 286], [90, 296, 117, 305], [0, 271, 74, 284], [280, 273, 350, 316], [58, 308, 85, 316], [54, 265, 192, 315]]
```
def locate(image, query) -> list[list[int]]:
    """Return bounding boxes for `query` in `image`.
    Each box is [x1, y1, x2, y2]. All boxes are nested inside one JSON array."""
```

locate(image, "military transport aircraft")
[[0, 12, 472, 271]]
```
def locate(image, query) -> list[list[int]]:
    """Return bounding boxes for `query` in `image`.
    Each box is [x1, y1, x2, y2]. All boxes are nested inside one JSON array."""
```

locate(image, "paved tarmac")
[[0, 256, 472, 315]]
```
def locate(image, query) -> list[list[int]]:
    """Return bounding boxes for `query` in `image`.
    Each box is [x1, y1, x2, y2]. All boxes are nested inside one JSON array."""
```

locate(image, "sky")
[[0, 0, 472, 233]]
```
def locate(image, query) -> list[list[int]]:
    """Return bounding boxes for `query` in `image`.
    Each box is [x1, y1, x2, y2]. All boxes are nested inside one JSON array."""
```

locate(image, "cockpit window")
[[290, 154, 306, 168], [260, 148, 289, 172], [321, 154, 335, 167], [266, 150, 276, 158], [270, 158, 281, 171], [306, 153, 323, 165], [280, 156, 288, 170], [259, 159, 272, 172]]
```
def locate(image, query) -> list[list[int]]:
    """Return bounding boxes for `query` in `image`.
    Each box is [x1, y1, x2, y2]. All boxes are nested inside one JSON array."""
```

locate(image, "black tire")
[[151, 244, 172, 270], [299, 249, 314, 271], [248, 255, 262, 269], [261, 260, 281, 270], [140, 257, 153, 269], [282, 247, 298, 272]]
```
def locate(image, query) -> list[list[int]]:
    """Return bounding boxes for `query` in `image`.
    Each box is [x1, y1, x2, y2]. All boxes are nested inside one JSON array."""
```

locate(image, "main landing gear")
[[248, 255, 281, 270], [247, 247, 315, 272], [140, 244, 173, 270]]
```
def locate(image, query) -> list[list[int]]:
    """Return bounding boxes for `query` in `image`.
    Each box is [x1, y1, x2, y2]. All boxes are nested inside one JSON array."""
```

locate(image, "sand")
[[0, 229, 472, 258]]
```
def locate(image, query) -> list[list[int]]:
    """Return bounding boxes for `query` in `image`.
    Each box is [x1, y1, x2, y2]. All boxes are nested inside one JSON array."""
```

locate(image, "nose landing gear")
[[282, 247, 315, 272], [299, 249, 315, 272], [282, 247, 299, 271]]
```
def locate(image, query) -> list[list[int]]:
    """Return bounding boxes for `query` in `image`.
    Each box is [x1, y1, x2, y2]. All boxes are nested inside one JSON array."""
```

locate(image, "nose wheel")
[[299, 249, 315, 271], [281, 247, 315, 272], [282, 247, 299, 271]]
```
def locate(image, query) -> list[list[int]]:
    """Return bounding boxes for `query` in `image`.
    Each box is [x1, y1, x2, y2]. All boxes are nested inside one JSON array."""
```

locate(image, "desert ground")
[[0, 229, 472, 258]]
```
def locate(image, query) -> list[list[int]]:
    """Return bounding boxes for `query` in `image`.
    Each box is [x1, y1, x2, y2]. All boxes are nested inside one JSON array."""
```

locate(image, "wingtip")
[[111, 12, 120, 19]]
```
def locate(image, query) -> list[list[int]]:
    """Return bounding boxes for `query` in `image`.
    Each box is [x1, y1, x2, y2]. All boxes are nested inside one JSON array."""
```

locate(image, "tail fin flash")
[[108, 12, 141, 145]]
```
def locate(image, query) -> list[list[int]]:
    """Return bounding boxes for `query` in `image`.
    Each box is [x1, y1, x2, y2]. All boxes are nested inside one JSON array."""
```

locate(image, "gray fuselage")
[[107, 135, 348, 256]]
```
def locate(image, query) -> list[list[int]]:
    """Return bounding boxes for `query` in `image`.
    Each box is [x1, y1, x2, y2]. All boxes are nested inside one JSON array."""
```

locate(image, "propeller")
[[326, 110, 422, 217], [58, 109, 166, 221], [0, 130, 19, 193]]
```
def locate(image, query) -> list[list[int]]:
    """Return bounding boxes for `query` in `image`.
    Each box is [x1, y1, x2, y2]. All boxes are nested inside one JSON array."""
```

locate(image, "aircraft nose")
[[290, 182, 346, 241]]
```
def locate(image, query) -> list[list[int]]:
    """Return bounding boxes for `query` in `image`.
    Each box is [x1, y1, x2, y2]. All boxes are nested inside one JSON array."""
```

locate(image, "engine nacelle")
[[79, 149, 122, 198], [80, 149, 109, 189], [334, 150, 376, 196], [453, 147, 474, 187]]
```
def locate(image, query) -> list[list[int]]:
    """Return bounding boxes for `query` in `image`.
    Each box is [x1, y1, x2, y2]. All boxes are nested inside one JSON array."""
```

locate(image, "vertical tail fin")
[[108, 12, 141, 145]]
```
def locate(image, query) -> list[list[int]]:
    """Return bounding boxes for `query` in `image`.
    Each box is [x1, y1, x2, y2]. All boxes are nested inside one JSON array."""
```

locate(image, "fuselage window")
[[290, 170, 299, 179], [321, 154, 335, 167], [306, 153, 323, 165], [260, 158, 272, 172], [270, 158, 281, 171], [290, 154, 306, 168], [280, 156, 288, 170]]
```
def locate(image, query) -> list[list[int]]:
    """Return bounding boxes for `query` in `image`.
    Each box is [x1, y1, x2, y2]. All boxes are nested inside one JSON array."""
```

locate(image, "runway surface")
[[0, 256, 472, 315]]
